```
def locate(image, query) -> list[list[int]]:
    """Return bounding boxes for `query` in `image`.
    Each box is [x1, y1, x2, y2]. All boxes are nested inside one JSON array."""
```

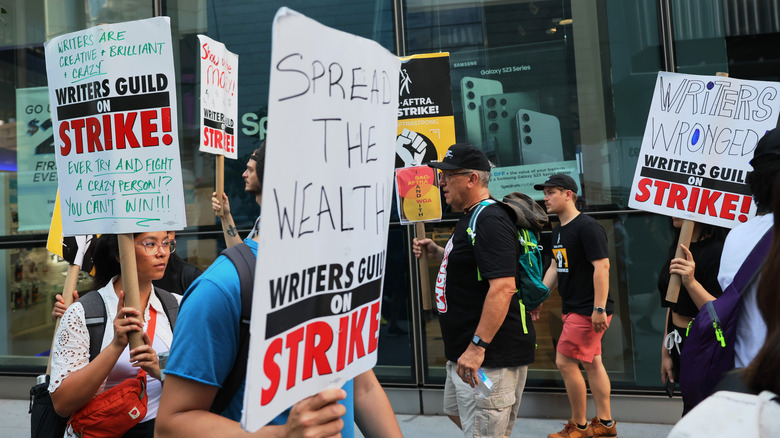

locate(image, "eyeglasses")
[[438, 171, 473, 181], [136, 240, 176, 255]]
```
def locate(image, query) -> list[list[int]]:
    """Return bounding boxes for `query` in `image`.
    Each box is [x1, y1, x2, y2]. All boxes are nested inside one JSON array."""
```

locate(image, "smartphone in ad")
[[460, 77, 503, 149], [480, 92, 539, 166], [515, 109, 563, 165]]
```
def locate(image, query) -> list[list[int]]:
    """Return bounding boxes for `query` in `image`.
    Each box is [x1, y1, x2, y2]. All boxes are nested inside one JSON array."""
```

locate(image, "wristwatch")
[[593, 306, 605, 314], [471, 335, 490, 349]]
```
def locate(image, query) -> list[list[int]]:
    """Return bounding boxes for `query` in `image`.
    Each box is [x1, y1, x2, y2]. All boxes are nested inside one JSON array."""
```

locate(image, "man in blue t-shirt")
[[156, 144, 401, 437]]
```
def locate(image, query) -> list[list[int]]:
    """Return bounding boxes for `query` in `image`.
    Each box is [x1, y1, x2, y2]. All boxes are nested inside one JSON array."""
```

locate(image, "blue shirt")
[[165, 238, 354, 435]]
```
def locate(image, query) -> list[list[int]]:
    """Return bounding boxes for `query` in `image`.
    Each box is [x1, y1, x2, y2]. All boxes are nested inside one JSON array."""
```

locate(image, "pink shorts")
[[557, 313, 612, 363]]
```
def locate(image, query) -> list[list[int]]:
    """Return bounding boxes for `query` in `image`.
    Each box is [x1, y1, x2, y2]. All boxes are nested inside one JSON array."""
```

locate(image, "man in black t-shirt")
[[535, 174, 617, 438], [413, 143, 535, 438]]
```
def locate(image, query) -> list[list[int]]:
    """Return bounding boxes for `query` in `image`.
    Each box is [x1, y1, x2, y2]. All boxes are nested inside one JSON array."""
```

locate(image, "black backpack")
[[182, 243, 255, 414]]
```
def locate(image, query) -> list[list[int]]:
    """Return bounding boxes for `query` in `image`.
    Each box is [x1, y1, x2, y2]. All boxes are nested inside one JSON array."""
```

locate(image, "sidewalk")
[[6, 399, 673, 437], [377, 414, 673, 437]]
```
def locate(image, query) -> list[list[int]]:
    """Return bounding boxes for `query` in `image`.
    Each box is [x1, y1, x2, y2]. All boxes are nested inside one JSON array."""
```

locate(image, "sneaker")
[[548, 420, 593, 438], [590, 417, 617, 437]]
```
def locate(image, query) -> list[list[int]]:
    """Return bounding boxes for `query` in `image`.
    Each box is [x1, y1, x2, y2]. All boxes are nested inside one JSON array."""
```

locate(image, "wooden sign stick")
[[667, 72, 728, 303], [117, 233, 145, 349], [665, 219, 694, 303], [216, 155, 225, 202], [45, 264, 81, 375], [415, 222, 433, 310]]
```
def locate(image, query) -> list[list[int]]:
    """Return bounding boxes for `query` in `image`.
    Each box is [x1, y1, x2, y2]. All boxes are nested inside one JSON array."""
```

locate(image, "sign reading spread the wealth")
[[198, 35, 238, 159], [242, 8, 400, 431], [396, 52, 455, 167], [44, 17, 186, 236], [628, 72, 780, 228]]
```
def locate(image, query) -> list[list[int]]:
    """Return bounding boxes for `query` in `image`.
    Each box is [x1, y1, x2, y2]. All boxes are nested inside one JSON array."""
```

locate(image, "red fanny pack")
[[68, 307, 157, 437]]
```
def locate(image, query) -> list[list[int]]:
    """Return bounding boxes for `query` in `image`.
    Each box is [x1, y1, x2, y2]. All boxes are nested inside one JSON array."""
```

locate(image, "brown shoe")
[[590, 417, 617, 437], [548, 420, 593, 438]]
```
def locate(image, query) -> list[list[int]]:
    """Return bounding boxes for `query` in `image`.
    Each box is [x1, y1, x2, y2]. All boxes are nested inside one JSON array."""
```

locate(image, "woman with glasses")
[[48, 232, 181, 438]]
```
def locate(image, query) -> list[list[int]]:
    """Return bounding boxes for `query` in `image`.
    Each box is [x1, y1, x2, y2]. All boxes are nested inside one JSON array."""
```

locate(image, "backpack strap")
[[466, 200, 497, 282], [79, 291, 108, 363], [81, 286, 179, 362], [731, 228, 773, 294], [466, 199, 497, 245], [153, 287, 179, 330], [210, 243, 256, 414], [700, 228, 772, 348]]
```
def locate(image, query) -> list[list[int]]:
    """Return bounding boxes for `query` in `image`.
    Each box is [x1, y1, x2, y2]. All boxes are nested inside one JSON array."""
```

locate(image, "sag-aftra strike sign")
[[242, 8, 401, 431], [44, 17, 186, 235], [629, 72, 780, 228]]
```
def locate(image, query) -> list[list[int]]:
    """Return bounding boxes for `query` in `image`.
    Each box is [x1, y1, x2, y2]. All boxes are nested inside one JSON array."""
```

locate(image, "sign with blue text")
[[44, 17, 186, 236], [243, 8, 400, 431], [628, 72, 780, 228]]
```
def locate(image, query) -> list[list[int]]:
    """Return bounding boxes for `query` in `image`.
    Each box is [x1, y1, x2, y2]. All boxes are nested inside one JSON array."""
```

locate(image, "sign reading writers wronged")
[[198, 35, 238, 158], [628, 72, 780, 228], [242, 8, 401, 431], [44, 17, 186, 236]]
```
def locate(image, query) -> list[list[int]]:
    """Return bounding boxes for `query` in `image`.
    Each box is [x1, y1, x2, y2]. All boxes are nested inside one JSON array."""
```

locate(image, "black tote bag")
[[29, 375, 68, 438]]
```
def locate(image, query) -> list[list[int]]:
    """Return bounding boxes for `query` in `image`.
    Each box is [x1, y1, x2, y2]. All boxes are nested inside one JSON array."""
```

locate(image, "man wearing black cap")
[[717, 127, 780, 369], [413, 143, 535, 437], [534, 174, 616, 438]]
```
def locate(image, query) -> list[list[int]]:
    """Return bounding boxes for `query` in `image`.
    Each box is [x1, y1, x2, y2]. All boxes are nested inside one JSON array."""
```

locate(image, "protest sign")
[[16, 87, 58, 231], [242, 8, 400, 431], [395, 165, 441, 224], [396, 52, 455, 166], [44, 17, 186, 236], [628, 72, 780, 228], [395, 52, 453, 311], [198, 35, 238, 159]]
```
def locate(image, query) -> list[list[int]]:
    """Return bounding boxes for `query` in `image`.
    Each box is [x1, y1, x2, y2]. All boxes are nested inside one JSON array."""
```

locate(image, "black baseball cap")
[[533, 173, 578, 193], [750, 127, 780, 166], [427, 143, 491, 171]]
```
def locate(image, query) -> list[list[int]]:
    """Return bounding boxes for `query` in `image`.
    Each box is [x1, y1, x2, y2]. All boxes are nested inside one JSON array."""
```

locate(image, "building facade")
[[1, 0, 779, 419]]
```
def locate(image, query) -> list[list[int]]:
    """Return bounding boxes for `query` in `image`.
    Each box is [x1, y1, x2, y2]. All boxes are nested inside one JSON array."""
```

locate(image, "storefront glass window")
[[0, 0, 155, 367], [3, 0, 779, 397], [407, 0, 675, 390]]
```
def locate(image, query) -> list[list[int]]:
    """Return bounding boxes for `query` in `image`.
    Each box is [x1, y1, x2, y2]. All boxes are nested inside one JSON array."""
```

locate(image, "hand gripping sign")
[[242, 8, 400, 431]]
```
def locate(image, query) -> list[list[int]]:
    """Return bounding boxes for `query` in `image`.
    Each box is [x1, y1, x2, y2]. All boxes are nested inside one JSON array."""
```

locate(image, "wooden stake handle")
[[46, 264, 82, 375], [62, 264, 80, 307], [665, 220, 694, 303], [118, 233, 144, 349], [665, 71, 727, 302], [415, 222, 433, 310], [216, 155, 225, 201]]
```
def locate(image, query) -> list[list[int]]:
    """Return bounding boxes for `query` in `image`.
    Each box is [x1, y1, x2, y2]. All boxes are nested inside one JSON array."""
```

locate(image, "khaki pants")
[[443, 361, 528, 438]]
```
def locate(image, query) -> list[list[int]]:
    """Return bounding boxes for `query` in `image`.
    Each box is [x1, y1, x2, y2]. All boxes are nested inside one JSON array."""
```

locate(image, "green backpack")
[[466, 193, 549, 333]]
